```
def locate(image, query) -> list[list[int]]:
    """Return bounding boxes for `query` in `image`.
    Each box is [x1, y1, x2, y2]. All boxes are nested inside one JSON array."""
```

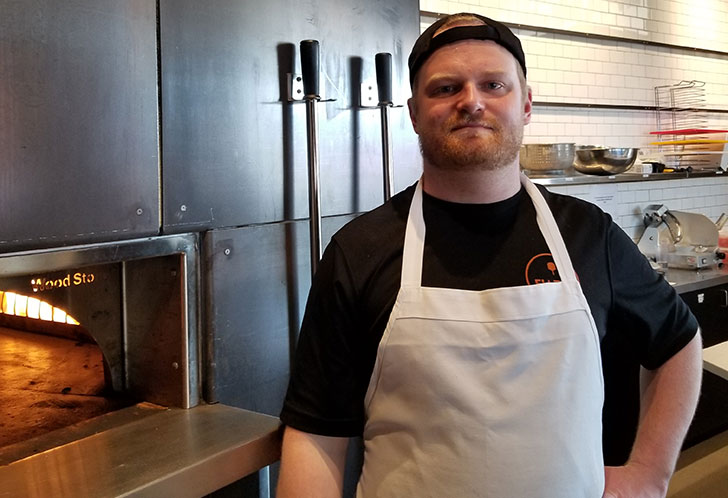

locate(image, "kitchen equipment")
[[720, 223, 728, 253], [301, 39, 323, 277], [651, 81, 721, 170], [637, 204, 727, 269], [648, 134, 728, 171], [650, 129, 728, 135], [376, 52, 394, 201], [573, 146, 638, 175], [649, 139, 728, 146], [646, 127, 728, 171], [519, 143, 575, 175], [654, 80, 707, 132]]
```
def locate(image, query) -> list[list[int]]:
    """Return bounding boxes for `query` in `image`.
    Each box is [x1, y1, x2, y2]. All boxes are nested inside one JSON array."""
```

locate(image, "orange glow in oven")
[[0, 290, 80, 325]]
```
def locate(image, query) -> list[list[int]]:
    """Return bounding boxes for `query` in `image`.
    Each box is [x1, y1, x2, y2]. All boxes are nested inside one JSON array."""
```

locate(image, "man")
[[278, 12, 702, 498]]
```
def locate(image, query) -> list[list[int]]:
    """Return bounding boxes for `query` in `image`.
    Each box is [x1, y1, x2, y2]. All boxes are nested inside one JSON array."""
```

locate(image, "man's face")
[[408, 39, 532, 173]]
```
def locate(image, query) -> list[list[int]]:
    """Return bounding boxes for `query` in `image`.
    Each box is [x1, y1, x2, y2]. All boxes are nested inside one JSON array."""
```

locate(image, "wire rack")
[[654, 80, 707, 132], [651, 80, 726, 170]]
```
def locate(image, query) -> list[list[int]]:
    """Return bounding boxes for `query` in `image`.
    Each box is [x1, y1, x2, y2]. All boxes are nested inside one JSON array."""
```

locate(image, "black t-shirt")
[[281, 182, 698, 465]]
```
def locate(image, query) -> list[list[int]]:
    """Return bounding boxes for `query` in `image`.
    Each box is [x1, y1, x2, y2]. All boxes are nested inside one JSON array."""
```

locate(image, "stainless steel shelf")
[[0, 403, 281, 498], [527, 169, 727, 187], [532, 101, 728, 114]]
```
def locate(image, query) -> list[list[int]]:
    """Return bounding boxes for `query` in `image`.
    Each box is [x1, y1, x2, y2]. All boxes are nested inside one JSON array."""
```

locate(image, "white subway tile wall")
[[526, 108, 728, 149], [419, 8, 728, 120], [547, 176, 728, 241], [420, 0, 728, 53], [418, 2, 728, 238], [521, 32, 728, 109]]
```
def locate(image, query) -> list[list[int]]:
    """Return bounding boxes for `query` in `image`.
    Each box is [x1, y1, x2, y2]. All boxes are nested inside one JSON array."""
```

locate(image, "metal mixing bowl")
[[519, 143, 575, 173], [573, 146, 639, 175]]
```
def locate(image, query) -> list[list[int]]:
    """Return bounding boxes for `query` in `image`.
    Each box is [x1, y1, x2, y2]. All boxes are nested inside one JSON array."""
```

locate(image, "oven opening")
[[0, 239, 196, 465]]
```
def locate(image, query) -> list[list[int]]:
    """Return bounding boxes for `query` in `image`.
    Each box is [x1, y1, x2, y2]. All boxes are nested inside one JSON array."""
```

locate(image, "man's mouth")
[[451, 122, 494, 132]]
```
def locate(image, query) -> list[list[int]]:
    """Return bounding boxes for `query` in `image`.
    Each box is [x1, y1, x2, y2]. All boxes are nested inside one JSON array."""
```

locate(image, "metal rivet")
[[180, 205, 187, 212], [172, 362, 179, 370], [136, 208, 143, 215]]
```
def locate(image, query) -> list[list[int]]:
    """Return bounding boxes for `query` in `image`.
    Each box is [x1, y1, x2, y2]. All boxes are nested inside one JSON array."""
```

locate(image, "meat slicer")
[[637, 204, 727, 269]]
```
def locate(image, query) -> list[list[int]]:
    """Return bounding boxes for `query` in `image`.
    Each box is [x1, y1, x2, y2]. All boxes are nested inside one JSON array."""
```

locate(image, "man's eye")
[[434, 85, 456, 94], [486, 82, 504, 90]]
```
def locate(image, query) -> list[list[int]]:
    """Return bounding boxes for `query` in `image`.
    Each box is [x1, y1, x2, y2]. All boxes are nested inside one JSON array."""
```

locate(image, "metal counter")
[[665, 265, 728, 294], [0, 403, 281, 498]]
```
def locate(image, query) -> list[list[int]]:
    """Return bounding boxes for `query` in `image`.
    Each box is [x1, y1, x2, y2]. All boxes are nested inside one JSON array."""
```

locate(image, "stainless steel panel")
[[0, 0, 160, 252], [124, 255, 189, 408], [204, 216, 355, 415], [0, 402, 164, 465], [160, 0, 421, 232], [0, 234, 198, 278]]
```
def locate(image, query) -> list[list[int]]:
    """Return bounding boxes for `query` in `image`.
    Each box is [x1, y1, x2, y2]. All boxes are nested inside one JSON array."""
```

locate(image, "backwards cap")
[[408, 13, 526, 88]]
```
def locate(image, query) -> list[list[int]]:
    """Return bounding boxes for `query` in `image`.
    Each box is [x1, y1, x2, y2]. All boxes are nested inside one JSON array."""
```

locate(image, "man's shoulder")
[[535, 184, 630, 266], [333, 183, 415, 251]]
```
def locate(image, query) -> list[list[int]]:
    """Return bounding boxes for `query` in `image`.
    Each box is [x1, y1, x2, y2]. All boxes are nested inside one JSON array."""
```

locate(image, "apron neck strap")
[[401, 180, 426, 286], [519, 173, 579, 284]]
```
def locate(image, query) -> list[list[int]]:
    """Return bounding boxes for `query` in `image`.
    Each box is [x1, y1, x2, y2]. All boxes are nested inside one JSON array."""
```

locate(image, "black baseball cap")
[[408, 13, 527, 88]]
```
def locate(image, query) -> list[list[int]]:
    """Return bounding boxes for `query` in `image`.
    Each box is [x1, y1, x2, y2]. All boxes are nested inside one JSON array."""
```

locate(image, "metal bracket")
[[360, 81, 378, 108], [358, 81, 405, 109], [287, 73, 304, 102], [286, 73, 336, 103]]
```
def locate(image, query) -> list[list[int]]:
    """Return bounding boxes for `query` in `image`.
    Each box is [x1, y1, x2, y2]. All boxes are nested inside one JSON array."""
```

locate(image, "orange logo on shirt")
[[525, 253, 561, 285]]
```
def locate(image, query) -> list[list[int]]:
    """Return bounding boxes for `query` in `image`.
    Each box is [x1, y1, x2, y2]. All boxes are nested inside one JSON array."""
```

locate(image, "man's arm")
[[603, 331, 703, 498], [277, 426, 350, 498]]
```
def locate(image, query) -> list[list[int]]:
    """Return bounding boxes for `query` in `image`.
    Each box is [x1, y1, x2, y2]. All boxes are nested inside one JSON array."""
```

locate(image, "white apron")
[[355, 175, 605, 498]]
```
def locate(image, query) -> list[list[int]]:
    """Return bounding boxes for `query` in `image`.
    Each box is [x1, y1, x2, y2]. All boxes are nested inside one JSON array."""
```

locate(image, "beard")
[[418, 113, 523, 172]]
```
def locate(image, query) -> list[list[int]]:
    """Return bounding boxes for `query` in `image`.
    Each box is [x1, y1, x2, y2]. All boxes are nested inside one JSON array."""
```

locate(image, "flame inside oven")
[[1, 290, 80, 324]]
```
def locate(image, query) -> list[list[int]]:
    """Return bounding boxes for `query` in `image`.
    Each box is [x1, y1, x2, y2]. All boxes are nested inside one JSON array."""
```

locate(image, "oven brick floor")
[[0, 326, 125, 450]]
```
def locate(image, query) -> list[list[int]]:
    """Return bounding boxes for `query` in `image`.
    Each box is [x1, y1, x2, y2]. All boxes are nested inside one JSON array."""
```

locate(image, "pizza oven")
[[0, 234, 200, 464]]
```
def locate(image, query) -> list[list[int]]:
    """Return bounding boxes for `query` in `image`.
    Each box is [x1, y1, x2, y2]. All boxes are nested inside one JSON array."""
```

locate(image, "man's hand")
[[603, 332, 702, 498], [603, 463, 668, 498]]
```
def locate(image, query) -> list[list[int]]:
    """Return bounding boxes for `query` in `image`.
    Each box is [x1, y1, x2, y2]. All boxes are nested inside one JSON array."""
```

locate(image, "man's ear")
[[523, 85, 533, 125], [407, 97, 418, 134]]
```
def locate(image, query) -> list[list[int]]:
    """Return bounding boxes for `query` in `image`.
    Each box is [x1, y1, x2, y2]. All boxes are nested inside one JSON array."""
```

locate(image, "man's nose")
[[456, 83, 484, 115]]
